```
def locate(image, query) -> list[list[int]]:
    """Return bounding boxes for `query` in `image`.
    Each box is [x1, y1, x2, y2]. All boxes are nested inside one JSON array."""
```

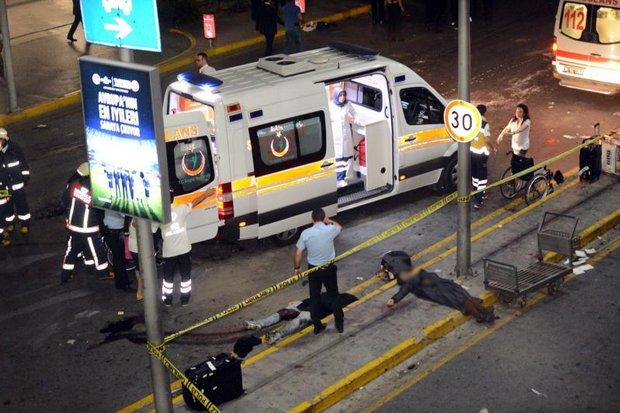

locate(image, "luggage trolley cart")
[[483, 212, 579, 307]]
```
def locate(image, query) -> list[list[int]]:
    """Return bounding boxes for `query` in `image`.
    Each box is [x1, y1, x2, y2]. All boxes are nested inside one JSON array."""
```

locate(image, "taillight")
[[216, 182, 234, 220], [552, 36, 558, 61]]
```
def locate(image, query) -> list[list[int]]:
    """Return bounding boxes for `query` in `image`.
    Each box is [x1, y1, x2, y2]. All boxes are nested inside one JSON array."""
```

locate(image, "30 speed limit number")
[[443, 100, 482, 143]]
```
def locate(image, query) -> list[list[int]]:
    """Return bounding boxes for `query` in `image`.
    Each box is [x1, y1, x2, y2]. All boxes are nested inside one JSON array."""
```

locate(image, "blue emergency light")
[[176, 72, 223, 88]]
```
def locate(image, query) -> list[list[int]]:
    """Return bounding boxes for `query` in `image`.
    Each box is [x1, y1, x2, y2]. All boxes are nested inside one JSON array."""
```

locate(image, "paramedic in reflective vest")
[[330, 88, 357, 188], [470, 105, 495, 210], [60, 162, 109, 283], [0, 128, 31, 234], [158, 192, 209, 307], [294, 208, 345, 334], [0, 164, 11, 247]]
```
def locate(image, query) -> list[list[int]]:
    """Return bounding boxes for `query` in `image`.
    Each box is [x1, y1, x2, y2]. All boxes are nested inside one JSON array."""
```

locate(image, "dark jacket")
[[297, 292, 357, 317], [62, 174, 100, 233], [257, 2, 284, 35], [391, 270, 473, 312], [0, 141, 30, 189]]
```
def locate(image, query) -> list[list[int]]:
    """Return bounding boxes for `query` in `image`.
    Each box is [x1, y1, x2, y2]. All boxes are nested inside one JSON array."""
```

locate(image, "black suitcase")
[[579, 141, 602, 182], [182, 353, 244, 411]]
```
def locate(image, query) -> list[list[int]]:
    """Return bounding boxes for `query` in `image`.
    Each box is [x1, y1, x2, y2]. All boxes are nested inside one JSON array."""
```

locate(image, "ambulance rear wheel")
[[272, 227, 300, 246], [439, 155, 458, 192]]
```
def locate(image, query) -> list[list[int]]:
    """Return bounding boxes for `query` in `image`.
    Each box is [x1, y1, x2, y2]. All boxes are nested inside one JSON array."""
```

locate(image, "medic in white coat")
[[329, 88, 357, 187]]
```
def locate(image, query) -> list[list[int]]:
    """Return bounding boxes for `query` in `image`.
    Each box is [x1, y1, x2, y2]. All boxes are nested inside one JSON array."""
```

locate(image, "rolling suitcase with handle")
[[182, 353, 244, 411]]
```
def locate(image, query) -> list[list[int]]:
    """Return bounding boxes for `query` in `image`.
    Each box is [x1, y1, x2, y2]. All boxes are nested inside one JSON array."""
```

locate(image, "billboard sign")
[[80, 0, 162, 52], [78, 56, 170, 223]]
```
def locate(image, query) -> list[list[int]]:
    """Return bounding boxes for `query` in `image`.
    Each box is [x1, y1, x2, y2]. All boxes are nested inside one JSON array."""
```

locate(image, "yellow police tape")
[[145, 342, 221, 413], [146, 132, 614, 411]]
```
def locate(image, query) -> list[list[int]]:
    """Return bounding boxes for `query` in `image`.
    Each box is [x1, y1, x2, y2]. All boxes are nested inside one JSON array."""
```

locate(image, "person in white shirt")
[[329, 87, 358, 188], [195, 52, 216, 75], [497, 103, 531, 156], [157, 192, 208, 306]]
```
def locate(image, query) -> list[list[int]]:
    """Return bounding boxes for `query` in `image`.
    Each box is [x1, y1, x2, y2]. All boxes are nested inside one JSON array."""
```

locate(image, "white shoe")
[[244, 320, 261, 330], [337, 180, 347, 188]]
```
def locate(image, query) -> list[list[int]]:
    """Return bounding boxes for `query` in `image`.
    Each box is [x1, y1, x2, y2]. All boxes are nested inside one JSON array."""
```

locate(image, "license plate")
[[562, 64, 585, 76]]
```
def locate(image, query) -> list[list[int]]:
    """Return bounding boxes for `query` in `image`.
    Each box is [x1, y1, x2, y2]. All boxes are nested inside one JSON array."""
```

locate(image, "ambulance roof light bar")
[[176, 72, 224, 88], [328, 42, 379, 60]]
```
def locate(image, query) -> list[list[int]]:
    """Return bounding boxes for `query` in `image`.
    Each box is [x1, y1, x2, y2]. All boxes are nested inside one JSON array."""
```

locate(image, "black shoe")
[[313, 323, 326, 335], [180, 294, 191, 306], [61, 274, 72, 284], [162, 296, 173, 307], [336, 322, 344, 334]]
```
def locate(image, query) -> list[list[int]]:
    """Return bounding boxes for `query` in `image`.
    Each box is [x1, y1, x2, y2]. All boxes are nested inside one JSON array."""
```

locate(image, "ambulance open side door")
[[164, 111, 220, 243], [363, 119, 392, 191]]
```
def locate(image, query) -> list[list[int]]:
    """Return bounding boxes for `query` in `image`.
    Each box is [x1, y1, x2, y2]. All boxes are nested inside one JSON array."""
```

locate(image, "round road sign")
[[443, 100, 482, 143]]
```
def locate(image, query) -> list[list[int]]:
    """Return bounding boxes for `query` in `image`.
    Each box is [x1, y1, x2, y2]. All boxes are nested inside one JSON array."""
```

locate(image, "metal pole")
[[0, 0, 18, 112], [456, 0, 472, 279], [119, 48, 173, 413]]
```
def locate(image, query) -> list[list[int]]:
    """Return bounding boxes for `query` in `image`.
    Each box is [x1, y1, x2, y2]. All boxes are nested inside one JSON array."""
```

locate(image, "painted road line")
[[0, 6, 370, 127], [121, 173, 582, 412], [364, 235, 620, 413], [289, 196, 618, 413]]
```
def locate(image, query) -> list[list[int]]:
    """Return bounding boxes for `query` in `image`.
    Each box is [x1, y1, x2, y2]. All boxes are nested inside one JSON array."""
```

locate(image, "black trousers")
[[162, 252, 192, 299], [67, 15, 82, 39], [61, 231, 108, 279], [308, 264, 344, 328], [471, 152, 489, 203], [104, 227, 129, 288], [370, 0, 384, 24], [5, 187, 30, 226], [263, 32, 275, 56]]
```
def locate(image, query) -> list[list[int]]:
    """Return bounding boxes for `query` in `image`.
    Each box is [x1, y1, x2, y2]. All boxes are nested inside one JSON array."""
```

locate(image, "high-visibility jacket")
[[62, 175, 100, 233], [470, 120, 491, 155], [0, 141, 30, 191]]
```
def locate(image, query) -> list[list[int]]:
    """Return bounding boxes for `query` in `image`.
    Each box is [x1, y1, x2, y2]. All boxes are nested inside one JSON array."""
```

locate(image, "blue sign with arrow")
[[80, 0, 162, 52]]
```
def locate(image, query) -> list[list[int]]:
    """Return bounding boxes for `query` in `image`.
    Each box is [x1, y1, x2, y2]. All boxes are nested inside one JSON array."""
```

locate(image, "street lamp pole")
[[118, 47, 173, 413], [456, 0, 472, 279], [0, 0, 18, 112]]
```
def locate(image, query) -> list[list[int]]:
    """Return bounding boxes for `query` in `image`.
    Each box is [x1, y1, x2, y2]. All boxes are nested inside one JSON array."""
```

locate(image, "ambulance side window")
[[400, 88, 445, 126], [249, 111, 326, 177]]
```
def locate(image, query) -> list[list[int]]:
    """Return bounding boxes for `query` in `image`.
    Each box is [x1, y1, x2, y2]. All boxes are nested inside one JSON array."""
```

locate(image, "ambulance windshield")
[[168, 91, 216, 135]]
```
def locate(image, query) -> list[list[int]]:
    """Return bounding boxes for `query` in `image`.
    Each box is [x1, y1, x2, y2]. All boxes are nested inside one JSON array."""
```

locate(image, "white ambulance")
[[552, 0, 620, 94], [162, 43, 457, 245]]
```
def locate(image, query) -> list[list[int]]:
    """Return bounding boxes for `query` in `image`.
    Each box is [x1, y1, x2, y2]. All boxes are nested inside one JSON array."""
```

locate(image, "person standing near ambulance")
[[329, 88, 358, 188], [157, 192, 208, 306], [0, 128, 31, 234], [497, 103, 531, 156], [60, 163, 109, 284], [470, 104, 495, 210]]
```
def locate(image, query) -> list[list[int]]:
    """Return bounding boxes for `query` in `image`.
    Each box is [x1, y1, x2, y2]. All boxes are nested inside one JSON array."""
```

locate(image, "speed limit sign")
[[443, 100, 482, 143]]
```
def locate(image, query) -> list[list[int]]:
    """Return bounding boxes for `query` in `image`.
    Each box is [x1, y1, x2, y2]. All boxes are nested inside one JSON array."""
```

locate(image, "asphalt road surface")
[[377, 247, 620, 413], [1, 0, 619, 411]]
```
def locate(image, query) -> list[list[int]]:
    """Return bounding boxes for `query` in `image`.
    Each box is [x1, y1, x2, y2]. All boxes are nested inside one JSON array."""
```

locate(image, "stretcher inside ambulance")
[[162, 44, 456, 246], [553, 0, 620, 94]]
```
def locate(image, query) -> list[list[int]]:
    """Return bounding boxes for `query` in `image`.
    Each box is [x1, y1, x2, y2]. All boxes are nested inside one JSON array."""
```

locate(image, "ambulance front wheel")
[[439, 155, 458, 192], [272, 227, 301, 246]]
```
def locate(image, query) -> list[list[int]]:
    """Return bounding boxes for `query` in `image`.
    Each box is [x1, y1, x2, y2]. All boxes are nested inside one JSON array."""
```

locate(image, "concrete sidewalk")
[[165, 176, 619, 412], [0, 0, 366, 115]]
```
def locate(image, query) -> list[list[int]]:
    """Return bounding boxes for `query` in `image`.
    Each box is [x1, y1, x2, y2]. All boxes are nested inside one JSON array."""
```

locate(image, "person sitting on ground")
[[383, 251, 496, 323], [244, 292, 358, 344]]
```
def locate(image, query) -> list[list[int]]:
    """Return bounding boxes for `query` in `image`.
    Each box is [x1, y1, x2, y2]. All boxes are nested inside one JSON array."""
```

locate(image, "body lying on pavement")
[[383, 251, 496, 323], [245, 292, 358, 344]]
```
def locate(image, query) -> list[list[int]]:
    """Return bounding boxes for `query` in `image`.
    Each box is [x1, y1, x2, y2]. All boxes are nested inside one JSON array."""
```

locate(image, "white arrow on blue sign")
[[81, 0, 162, 52]]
